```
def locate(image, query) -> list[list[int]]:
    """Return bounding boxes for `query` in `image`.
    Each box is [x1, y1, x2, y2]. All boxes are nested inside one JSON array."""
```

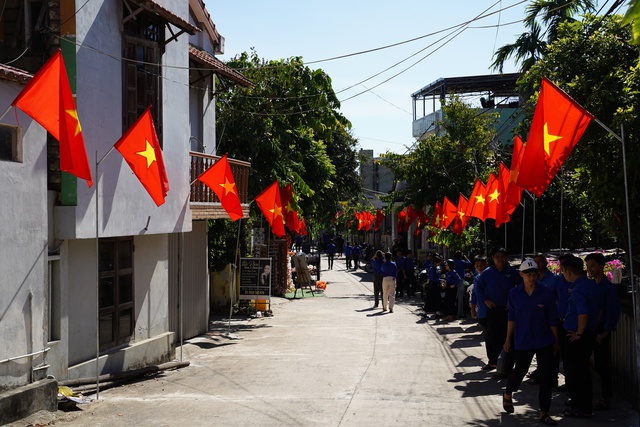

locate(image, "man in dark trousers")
[[475, 247, 522, 379], [560, 254, 602, 418]]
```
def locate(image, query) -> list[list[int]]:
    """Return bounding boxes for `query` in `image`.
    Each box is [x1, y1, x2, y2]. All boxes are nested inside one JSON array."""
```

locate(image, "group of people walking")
[[467, 248, 620, 425]]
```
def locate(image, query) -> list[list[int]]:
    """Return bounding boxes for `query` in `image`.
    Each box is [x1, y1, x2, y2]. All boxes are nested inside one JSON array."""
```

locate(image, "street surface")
[[14, 257, 639, 426]]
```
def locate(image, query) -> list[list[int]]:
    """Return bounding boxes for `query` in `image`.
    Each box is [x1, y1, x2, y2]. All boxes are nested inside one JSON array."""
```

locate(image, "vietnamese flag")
[[373, 208, 385, 231], [452, 194, 469, 236], [397, 209, 407, 233], [414, 209, 430, 236], [281, 183, 300, 232], [431, 201, 443, 229], [197, 154, 243, 221], [365, 211, 375, 230], [298, 217, 308, 236], [255, 181, 285, 238], [12, 50, 93, 187], [466, 179, 487, 221], [483, 173, 500, 220], [440, 197, 457, 229], [114, 106, 169, 206], [496, 163, 513, 227], [505, 136, 526, 210], [404, 205, 419, 232], [517, 77, 594, 197]]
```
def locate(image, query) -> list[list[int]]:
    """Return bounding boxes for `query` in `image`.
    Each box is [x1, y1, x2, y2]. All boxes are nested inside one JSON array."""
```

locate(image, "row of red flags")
[[349, 78, 594, 237], [11, 50, 170, 206]]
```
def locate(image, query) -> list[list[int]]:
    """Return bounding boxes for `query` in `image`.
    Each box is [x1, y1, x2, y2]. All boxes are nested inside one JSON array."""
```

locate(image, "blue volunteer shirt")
[[344, 245, 352, 257], [552, 275, 571, 320], [372, 257, 384, 275], [445, 270, 462, 286], [381, 260, 397, 278], [508, 284, 558, 351], [352, 246, 361, 256], [596, 276, 620, 332], [396, 255, 406, 271], [325, 243, 336, 254], [405, 257, 415, 272], [564, 275, 602, 333], [537, 269, 558, 288], [428, 264, 440, 282], [475, 264, 522, 308], [470, 274, 487, 319], [454, 258, 472, 280], [423, 259, 432, 271]]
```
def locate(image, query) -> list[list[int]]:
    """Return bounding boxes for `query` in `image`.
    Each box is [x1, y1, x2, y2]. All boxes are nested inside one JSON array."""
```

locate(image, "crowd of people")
[[323, 240, 621, 425]]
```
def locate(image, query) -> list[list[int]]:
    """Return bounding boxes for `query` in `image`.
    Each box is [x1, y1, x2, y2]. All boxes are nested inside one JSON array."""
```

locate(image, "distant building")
[[411, 73, 522, 147]]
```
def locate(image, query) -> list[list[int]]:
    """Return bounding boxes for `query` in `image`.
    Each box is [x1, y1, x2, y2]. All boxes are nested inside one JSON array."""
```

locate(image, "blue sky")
[[212, 1, 531, 155]]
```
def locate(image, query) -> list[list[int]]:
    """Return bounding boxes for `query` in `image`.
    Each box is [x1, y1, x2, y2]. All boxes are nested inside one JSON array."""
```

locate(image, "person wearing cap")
[[560, 254, 601, 418], [469, 255, 491, 369], [502, 258, 558, 425], [585, 252, 620, 411], [380, 252, 397, 313], [475, 247, 522, 378]]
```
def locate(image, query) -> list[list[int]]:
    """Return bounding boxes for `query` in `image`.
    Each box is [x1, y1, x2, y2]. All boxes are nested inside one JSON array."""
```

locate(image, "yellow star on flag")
[[270, 204, 283, 219], [458, 211, 465, 219], [543, 122, 562, 156], [475, 194, 486, 205], [219, 177, 237, 196], [286, 202, 295, 213], [435, 215, 441, 226], [136, 140, 157, 168], [441, 214, 448, 222], [65, 109, 82, 137], [489, 189, 500, 203]]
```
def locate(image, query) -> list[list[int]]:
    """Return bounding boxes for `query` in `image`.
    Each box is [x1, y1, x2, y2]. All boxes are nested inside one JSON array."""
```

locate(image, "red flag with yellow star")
[[414, 209, 429, 236], [255, 181, 285, 238], [280, 183, 300, 232], [430, 201, 443, 229], [12, 50, 93, 187], [496, 163, 514, 227], [114, 106, 169, 206], [483, 173, 500, 220], [403, 205, 419, 232], [197, 154, 243, 221], [452, 194, 469, 236], [517, 78, 593, 197], [440, 197, 458, 229], [466, 178, 487, 221], [373, 208, 385, 231]]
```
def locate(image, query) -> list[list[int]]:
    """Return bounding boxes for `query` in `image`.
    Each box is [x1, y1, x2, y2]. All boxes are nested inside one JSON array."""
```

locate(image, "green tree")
[[216, 50, 362, 229], [521, 13, 640, 253]]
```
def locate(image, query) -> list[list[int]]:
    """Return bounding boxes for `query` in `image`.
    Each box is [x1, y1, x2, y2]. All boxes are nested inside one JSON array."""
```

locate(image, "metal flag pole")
[[94, 146, 115, 400], [521, 198, 526, 262], [559, 168, 564, 256]]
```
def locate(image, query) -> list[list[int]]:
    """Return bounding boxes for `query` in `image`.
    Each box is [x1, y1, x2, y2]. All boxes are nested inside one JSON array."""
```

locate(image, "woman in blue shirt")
[[502, 258, 558, 426]]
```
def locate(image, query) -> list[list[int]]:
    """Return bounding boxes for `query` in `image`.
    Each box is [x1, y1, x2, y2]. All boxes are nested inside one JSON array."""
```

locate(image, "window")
[[122, 12, 163, 144], [99, 237, 134, 349], [0, 124, 22, 162], [47, 256, 61, 342]]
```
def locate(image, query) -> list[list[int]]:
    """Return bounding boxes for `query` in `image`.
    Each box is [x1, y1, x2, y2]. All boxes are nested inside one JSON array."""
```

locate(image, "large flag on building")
[[12, 50, 93, 187], [197, 154, 243, 221], [466, 178, 487, 221], [255, 181, 285, 238], [281, 183, 300, 232], [517, 77, 594, 197], [440, 196, 458, 229], [114, 106, 169, 206]]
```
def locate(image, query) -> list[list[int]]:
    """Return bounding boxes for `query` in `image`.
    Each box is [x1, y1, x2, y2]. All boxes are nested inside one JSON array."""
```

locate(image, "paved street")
[[14, 257, 639, 426]]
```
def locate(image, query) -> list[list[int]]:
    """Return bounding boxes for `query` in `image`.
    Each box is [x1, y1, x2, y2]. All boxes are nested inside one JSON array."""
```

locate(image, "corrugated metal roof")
[[189, 45, 253, 88], [412, 73, 521, 99], [127, 0, 200, 35], [0, 63, 32, 85]]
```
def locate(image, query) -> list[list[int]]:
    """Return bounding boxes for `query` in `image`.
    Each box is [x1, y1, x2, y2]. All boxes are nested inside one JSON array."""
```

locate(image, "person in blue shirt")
[[585, 252, 621, 411], [560, 254, 602, 418], [443, 259, 462, 321], [469, 256, 491, 369], [371, 250, 385, 308], [380, 252, 397, 313], [395, 249, 407, 298], [502, 258, 558, 426], [344, 243, 352, 270], [352, 244, 361, 270], [424, 256, 443, 313], [475, 247, 522, 378], [325, 239, 336, 270], [453, 251, 472, 280], [405, 250, 417, 297]]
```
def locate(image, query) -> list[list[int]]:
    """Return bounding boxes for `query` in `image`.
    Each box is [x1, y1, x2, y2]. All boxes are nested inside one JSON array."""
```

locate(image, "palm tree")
[[491, 0, 595, 73], [524, 0, 596, 41]]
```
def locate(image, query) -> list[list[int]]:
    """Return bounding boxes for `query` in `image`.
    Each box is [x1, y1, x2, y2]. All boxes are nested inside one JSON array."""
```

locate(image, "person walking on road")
[[372, 250, 384, 308], [381, 252, 397, 313], [325, 239, 336, 270], [502, 258, 559, 426], [344, 243, 352, 270], [469, 255, 491, 369]]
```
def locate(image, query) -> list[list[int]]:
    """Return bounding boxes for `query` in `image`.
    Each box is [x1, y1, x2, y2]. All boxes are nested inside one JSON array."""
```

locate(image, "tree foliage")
[[216, 50, 362, 228]]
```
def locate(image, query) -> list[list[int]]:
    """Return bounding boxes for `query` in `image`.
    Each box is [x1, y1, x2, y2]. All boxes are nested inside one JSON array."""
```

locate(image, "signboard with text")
[[239, 257, 272, 301]]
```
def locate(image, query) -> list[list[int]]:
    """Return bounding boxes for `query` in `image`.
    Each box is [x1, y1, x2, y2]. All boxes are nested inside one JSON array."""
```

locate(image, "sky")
[[211, 1, 531, 156]]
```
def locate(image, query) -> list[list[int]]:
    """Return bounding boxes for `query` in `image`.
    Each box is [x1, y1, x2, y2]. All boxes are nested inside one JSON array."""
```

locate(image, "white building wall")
[[0, 81, 49, 389], [55, 0, 192, 240]]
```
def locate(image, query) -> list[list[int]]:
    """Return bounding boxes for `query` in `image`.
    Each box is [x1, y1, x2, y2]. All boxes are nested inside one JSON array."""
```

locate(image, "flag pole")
[[0, 105, 12, 122], [559, 169, 564, 256], [521, 198, 526, 262]]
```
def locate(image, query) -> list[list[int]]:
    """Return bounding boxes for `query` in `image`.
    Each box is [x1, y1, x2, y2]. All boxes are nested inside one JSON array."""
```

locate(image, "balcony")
[[189, 152, 251, 220]]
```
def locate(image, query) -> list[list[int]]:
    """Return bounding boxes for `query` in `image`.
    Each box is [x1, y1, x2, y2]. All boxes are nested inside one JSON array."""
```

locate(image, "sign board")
[[239, 257, 272, 301]]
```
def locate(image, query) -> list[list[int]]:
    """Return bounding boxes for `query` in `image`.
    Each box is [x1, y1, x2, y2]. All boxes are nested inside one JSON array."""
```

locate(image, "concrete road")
[[15, 257, 639, 426]]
